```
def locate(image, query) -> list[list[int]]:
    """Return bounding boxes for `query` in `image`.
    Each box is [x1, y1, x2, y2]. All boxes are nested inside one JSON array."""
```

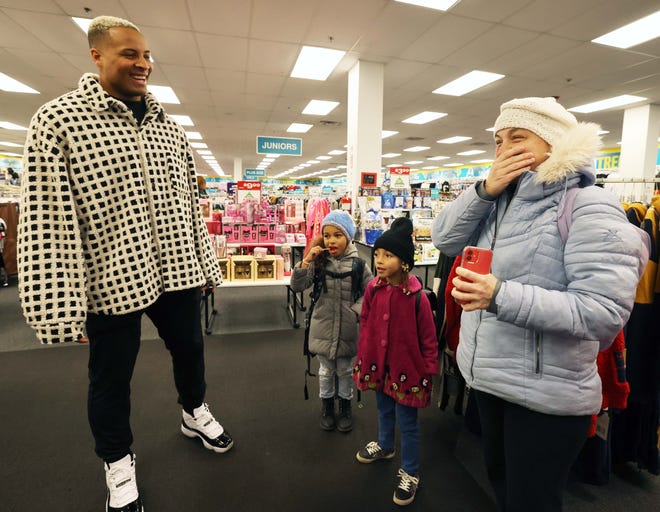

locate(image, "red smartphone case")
[[460, 246, 492, 275]]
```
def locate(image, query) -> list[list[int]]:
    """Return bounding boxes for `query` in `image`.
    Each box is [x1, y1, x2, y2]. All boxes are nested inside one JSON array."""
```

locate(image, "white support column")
[[233, 157, 242, 182], [347, 60, 384, 209], [619, 104, 660, 197]]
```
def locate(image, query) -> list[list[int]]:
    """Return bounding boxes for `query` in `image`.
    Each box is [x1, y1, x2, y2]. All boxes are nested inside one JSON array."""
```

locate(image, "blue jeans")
[[376, 391, 420, 475], [317, 355, 354, 400]]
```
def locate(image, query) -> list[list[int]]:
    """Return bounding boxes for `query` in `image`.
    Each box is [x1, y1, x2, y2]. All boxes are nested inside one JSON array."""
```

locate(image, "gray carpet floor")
[[0, 277, 658, 511]]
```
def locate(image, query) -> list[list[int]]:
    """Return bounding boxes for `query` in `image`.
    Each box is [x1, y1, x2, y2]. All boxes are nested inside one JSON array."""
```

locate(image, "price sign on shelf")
[[237, 181, 262, 202], [389, 166, 410, 189]]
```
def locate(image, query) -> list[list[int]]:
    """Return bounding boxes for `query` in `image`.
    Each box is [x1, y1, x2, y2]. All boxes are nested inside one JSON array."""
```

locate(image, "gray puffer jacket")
[[290, 243, 373, 359], [431, 123, 649, 416]]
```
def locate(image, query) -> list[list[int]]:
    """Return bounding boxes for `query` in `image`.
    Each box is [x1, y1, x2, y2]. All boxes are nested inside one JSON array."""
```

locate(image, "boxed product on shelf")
[[254, 255, 276, 280], [205, 220, 222, 235], [274, 255, 284, 280], [223, 224, 240, 243], [231, 255, 254, 281], [214, 235, 227, 258], [218, 258, 230, 281], [257, 224, 270, 243], [253, 247, 269, 259], [414, 243, 439, 264], [413, 218, 433, 242], [240, 224, 259, 243], [274, 224, 287, 244]]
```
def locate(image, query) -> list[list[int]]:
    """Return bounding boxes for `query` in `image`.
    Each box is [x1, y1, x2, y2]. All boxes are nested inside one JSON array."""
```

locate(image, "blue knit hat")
[[322, 210, 356, 241]]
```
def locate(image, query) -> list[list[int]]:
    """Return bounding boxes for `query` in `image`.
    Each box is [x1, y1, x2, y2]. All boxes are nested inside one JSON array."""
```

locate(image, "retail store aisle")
[[0, 286, 658, 511]]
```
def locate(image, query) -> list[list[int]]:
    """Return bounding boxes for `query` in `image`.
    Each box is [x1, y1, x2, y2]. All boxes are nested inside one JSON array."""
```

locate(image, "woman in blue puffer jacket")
[[431, 97, 649, 512]]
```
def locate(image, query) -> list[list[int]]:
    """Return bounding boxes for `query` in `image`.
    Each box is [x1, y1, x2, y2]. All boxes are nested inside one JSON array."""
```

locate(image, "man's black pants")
[[86, 287, 205, 463]]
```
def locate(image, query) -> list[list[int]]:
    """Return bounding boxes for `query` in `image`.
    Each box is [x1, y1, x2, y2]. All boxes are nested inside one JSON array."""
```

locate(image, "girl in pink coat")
[[353, 217, 439, 507]]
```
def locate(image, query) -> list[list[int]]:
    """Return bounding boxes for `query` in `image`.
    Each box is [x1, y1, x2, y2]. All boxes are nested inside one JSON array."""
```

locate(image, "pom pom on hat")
[[494, 97, 578, 147], [373, 217, 415, 270], [322, 210, 356, 240]]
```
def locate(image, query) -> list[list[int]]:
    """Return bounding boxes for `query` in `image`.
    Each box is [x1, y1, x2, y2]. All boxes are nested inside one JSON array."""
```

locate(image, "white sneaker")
[[181, 403, 234, 453], [104, 453, 144, 511]]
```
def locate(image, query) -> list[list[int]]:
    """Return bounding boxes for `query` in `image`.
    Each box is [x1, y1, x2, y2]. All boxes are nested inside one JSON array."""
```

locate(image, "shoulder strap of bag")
[[351, 258, 366, 303], [558, 186, 581, 244]]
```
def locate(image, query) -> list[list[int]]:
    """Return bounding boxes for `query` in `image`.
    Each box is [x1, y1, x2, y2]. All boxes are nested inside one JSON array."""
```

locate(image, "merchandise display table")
[[201, 276, 306, 333]]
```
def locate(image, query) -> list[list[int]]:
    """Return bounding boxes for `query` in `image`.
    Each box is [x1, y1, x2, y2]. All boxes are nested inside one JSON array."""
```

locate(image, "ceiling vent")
[[405, 136, 425, 141], [320, 120, 340, 126]]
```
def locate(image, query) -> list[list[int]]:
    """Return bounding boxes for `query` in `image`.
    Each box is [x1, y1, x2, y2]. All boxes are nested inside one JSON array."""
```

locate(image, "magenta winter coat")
[[353, 275, 439, 408]]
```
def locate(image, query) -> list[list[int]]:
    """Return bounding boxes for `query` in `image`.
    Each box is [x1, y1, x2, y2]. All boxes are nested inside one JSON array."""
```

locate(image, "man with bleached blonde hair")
[[19, 15, 233, 512]]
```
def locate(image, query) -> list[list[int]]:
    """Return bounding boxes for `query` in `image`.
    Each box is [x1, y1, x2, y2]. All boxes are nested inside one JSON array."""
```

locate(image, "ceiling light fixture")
[[457, 150, 486, 156], [404, 146, 431, 152], [402, 111, 447, 124], [0, 141, 22, 147], [184, 131, 203, 140], [437, 136, 471, 144], [568, 95, 646, 113], [148, 85, 180, 104], [433, 70, 504, 96], [382, 130, 399, 139], [71, 16, 92, 33], [394, 0, 461, 12], [428, 156, 450, 161], [0, 72, 39, 94], [0, 121, 28, 130], [328, 149, 346, 155], [287, 123, 313, 133], [169, 114, 194, 126], [592, 10, 660, 48], [382, 153, 401, 158], [290, 46, 346, 81], [302, 100, 340, 115]]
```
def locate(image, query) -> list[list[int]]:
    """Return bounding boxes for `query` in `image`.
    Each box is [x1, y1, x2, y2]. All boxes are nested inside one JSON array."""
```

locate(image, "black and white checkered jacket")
[[18, 73, 222, 344]]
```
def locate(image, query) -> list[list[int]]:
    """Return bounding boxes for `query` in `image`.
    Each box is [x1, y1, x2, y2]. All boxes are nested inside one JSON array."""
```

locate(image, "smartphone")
[[460, 246, 493, 275]]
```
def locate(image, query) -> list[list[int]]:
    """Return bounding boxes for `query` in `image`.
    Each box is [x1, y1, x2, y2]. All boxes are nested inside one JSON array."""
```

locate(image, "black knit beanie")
[[373, 217, 415, 270]]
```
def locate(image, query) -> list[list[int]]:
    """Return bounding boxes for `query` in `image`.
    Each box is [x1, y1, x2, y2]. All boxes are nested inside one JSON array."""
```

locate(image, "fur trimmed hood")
[[534, 122, 602, 186]]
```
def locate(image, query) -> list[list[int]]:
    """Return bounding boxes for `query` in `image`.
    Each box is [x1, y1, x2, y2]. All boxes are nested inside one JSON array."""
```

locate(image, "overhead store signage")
[[244, 168, 265, 178], [256, 136, 302, 156]]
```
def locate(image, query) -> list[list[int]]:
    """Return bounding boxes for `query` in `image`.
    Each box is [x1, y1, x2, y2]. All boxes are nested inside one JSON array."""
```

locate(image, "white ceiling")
[[0, 0, 659, 178]]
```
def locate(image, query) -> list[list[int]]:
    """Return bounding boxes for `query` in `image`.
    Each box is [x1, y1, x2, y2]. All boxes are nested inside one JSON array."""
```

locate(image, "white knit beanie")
[[494, 97, 578, 147]]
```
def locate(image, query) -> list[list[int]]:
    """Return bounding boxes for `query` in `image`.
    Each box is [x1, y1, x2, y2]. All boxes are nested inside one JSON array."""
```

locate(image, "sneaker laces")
[[190, 403, 224, 438], [106, 458, 138, 507], [365, 441, 382, 456], [397, 469, 419, 491]]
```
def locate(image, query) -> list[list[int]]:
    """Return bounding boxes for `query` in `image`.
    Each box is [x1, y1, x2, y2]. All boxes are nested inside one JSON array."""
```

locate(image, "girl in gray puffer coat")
[[290, 210, 372, 432], [432, 97, 649, 512]]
